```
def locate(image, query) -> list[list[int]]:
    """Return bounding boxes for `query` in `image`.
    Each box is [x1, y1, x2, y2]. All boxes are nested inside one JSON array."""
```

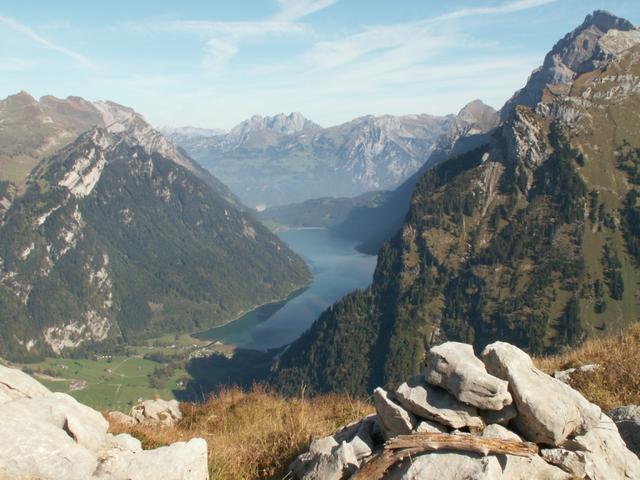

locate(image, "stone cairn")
[[290, 341, 640, 480], [0, 365, 208, 480]]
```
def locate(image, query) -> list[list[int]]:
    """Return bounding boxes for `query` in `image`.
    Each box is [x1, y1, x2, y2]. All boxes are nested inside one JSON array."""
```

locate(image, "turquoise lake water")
[[194, 228, 377, 350]]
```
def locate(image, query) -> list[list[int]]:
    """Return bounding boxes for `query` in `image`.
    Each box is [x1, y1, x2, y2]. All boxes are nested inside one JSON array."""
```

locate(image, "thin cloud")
[[436, 0, 559, 21], [125, 0, 339, 74], [0, 58, 35, 71], [305, 0, 558, 70], [0, 15, 96, 69], [273, 0, 340, 21]]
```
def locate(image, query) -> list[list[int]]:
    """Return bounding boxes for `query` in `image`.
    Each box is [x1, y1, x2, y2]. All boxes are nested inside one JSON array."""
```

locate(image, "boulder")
[[607, 405, 640, 456], [94, 438, 209, 480], [386, 452, 503, 480], [0, 393, 109, 452], [415, 419, 448, 433], [540, 448, 589, 479], [333, 416, 376, 459], [131, 398, 183, 426], [373, 387, 417, 439], [563, 413, 640, 480], [480, 403, 518, 427], [395, 375, 484, 429], [0, 411, 99, 480], [425, 342, 512, 410], [0, 365, 51, 402], [481, 425, 571, 479], [290, 441, 358, 480], [108, 410, 137, 427], [105, 433, 143, 453], [482, 341, 601, 445]]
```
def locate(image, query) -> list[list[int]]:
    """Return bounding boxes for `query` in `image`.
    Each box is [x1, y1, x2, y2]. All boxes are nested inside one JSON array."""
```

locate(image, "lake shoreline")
[[191, 228, 378, 351], [190, 285, 310, 342]]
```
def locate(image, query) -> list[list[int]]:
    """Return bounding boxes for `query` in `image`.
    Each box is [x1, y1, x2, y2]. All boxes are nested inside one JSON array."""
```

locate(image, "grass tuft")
[[108, 385, 372, 479], [536, 323, 640, 410]]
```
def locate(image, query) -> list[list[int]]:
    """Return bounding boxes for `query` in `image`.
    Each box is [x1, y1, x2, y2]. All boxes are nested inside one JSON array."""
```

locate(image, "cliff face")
[[270, 12, 640, 396]]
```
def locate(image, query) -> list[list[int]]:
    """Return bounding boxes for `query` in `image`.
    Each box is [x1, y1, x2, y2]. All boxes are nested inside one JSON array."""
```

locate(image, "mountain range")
[[270, 10, 640, 396], [259, 99, 500, 253], [171, 111, 460, 208], [0, 97, 311, 360]]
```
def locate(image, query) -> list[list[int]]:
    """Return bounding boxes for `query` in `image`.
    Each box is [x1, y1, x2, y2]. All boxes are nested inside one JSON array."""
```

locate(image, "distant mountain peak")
[[457, 100, 497, 123], [237, 112, 320, 136]]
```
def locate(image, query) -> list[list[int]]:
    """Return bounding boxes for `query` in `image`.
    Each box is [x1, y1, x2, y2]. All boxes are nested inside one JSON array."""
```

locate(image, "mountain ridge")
[[172, 110, 461, 207], [0, 107, 311, 360]]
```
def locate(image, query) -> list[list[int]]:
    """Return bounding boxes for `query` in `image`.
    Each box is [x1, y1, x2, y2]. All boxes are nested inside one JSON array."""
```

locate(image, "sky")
[[1, 1, 638, 130]]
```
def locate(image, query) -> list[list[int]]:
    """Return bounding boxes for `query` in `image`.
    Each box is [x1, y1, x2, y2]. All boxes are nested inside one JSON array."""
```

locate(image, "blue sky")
[[1, 1, 638, 129]]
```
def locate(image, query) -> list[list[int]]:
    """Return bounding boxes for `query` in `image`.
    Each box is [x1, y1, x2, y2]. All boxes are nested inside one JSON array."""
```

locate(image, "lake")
[[194, 228, 377, 350]]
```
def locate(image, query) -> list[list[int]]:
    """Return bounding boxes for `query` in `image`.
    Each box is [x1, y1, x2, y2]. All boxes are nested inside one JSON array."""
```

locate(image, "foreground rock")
[[395, 375, 484, 429], [608, 405, 640, 456], [0, 365, 208, 480], [291, 341, 639, 480], [482, 341, 601, 445], [425, 342, 512, 410]]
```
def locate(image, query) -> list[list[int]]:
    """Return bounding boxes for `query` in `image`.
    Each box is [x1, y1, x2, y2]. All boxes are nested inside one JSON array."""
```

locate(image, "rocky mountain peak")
[[233, 112, 319, 137], [501, 10, 639, 118], [456, 100, 498, 127], [582, 10, 634, 33], [2, 90, 38, 107]]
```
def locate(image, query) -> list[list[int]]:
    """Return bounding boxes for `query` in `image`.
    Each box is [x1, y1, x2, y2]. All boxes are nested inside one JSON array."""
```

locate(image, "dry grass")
[[108, 385, 373, 480], [536, 323, 640, 410]]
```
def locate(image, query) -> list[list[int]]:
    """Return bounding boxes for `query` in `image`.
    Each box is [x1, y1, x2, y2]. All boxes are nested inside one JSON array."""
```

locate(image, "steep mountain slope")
[[175, 113, 454, 208], [0, 114, 311, 361], [332, 100, 499, 254], [270, 11, 640, 396]]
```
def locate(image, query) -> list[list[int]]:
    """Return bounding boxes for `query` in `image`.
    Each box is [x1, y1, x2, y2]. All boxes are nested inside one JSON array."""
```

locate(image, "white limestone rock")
[[387, 452, 503, 480], [0, 411, 98, 480], [290, 441, 358, 480], [563, 413, 640, 480], [426, 342, 512, 411], [94, 438, 209, 480], [482, 341, 601, 445], [541, 448, 589, 479], [481, 425, 571, 479], [608, 405, 640, 456], [0, 364, 51, 402], [131, 398, 183, 426], [373, 387, 417, 439], [396, 375, 484, 429], [0, 365, 209, 480]]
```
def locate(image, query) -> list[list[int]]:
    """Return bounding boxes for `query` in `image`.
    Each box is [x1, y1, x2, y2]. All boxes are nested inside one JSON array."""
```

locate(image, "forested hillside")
[[270, 12, 640, 396]]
